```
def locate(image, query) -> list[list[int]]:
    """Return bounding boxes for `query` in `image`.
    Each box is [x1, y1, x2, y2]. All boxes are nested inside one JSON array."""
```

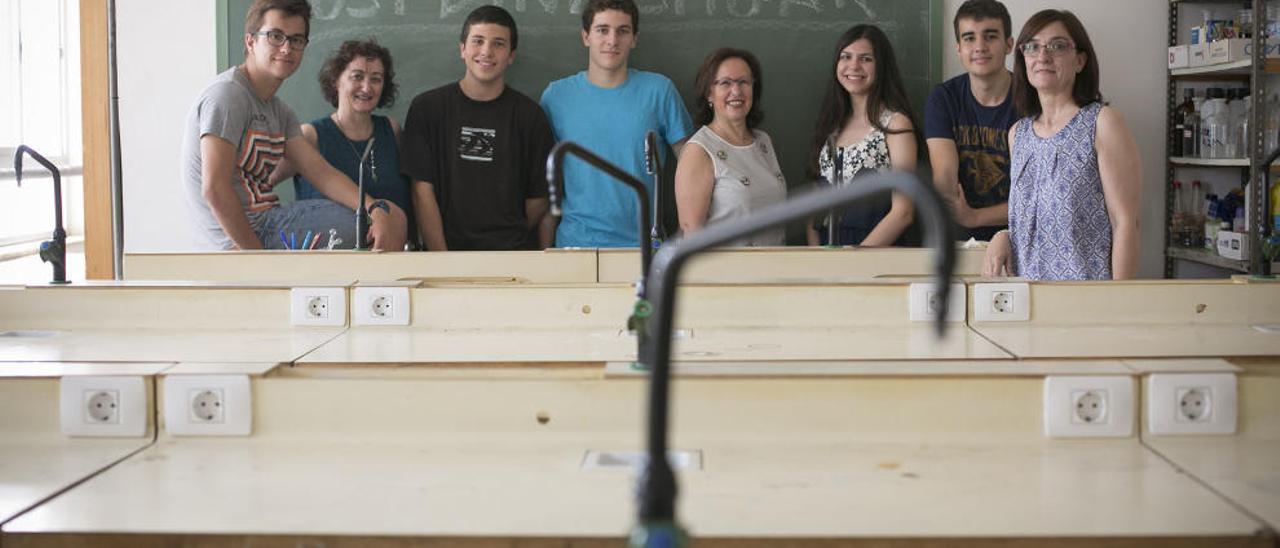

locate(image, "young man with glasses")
[[924, 0, 1018, 242], [400, 5, 555, 250], [181, 0, 407, 250], [539, 0, 693, 248]]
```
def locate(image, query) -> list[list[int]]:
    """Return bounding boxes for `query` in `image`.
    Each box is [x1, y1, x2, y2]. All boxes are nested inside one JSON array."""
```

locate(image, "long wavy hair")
[[806, 24, 921, 179]]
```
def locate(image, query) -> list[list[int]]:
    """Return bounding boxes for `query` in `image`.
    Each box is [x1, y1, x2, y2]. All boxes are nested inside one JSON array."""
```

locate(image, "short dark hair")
[[1012, 9, 1102, 118], [317, 40, 398, 109], [244, 0, 312, 39], [953, 0, 1011, 42], [692, 48, 764, 129], [581, 0, 640, 34], [460, 5, 518, 51]]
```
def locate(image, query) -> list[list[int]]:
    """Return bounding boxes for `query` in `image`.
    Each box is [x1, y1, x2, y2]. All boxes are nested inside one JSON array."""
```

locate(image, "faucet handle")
[[38, 239, 65, 266]]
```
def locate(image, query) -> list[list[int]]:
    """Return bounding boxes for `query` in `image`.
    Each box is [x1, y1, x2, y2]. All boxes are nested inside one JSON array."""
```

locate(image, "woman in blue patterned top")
[[983, 10, 1140, 280], [271, 40, 415, 248]]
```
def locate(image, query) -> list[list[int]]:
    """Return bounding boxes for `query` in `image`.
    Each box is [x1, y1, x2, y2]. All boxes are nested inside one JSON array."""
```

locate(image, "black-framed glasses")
[[1019, 40, 1076, 57], [256, 29, 309, 50]]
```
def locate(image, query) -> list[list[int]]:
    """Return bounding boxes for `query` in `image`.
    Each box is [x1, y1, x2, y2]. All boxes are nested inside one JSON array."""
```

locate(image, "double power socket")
[[909, 282, 1031, 323], [60, 375, 253, 437], [1043, 373, 1237, 438], [290, 286, 410, 326]]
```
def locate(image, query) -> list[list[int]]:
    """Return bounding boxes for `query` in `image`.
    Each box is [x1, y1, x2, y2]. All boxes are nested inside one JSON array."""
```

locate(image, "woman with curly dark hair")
[[272, 39, 414, 247]]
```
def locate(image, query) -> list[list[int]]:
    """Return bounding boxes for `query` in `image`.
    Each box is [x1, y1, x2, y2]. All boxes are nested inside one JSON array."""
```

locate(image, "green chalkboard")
[[218, 0, 943, 209]]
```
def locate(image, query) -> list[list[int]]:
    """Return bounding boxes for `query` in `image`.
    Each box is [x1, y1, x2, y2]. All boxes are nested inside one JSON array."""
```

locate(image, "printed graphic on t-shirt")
[[954, 124, 1009, 197], [238, 128, 286, 211], [458, 126, 496, 162]]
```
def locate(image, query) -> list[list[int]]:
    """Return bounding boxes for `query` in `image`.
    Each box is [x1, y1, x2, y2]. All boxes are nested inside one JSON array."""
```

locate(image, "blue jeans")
[[250, 199, 359, 250]]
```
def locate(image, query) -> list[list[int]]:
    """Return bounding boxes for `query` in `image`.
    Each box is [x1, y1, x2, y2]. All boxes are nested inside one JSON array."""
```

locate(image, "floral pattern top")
[[1008, 101, 1111, 280], [813, 110, 901, 246], [818, 110, 896, 185]]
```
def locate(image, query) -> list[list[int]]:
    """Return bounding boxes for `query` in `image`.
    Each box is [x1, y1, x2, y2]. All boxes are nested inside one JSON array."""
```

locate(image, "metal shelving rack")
[[1165, 0, 1274, 276]]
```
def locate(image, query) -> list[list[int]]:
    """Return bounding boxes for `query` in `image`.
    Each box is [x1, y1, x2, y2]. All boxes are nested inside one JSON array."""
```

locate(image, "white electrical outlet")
[[352, 286, 410, 326], [972, 282, 1031, 322], [1146, 373, 1237, 435], [1043, 376, 1134, 438], [908, 283, 966, 323], [60, 376, 148, 437], [163, 375, 252, 436], [290, 287, 347, 326]]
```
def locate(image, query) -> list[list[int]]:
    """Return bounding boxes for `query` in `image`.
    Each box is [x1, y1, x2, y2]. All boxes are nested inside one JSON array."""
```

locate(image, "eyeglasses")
[[256, 29, 309, 50], [713, 78, 753, 90], [1019, 40, 1076, 57]]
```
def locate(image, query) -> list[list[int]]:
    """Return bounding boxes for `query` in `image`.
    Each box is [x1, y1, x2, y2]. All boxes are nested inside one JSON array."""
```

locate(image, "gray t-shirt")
[[181, 66, 301, 250]]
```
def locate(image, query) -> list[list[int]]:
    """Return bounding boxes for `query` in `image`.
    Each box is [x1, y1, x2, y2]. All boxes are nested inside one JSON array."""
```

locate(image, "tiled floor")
[[0, 241, 86, 285]]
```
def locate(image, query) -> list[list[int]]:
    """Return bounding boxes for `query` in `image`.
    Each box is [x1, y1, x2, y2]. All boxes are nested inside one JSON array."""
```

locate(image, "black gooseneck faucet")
[[546, 141, 655, 360], [353, 138, 376, 250], [629, 170, 957, 546], [644, 131, 668, 244], [14, 146, 69, 284]]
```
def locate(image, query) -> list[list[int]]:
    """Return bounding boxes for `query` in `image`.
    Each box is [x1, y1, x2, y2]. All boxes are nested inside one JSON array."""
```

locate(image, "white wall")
[[941, 0, 1169, 278], [117, 1, 217, 252]]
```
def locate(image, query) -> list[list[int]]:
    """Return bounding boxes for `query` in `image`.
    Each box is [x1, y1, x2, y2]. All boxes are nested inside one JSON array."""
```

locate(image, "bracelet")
[[366, 199, 390, 216]]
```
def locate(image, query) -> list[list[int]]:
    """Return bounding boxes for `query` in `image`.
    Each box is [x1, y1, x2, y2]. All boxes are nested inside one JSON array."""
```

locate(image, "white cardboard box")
[[1189, 43, 1212, 67], [1168, 45, 1190, 69], [1207, 38, 1280, 65], [1217, 230, 1248, 261]]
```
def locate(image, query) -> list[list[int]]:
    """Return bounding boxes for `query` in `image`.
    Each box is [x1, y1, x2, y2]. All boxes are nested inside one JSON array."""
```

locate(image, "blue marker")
[[302, 230, 313, 252], [290, 232, 296, 250], [279, 230, 290, 249]]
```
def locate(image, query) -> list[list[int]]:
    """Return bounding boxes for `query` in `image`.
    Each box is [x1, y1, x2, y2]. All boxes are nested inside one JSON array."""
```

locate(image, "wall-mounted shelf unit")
[[1166, 0, 1274, 277]]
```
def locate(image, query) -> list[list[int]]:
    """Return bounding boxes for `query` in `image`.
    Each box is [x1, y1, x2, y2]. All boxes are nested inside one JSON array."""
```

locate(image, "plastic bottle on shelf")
[[1241, 91, 1253, 158], [1271, 178, 1280, 232], [1172, 181, 1185, 247], [1223, 90, 1239, 159], [1268, 4, 1280, 38], [1226, 89, 1247, 158], [1205, 192, 1220, 250], [1201, 88, 1228, 159]]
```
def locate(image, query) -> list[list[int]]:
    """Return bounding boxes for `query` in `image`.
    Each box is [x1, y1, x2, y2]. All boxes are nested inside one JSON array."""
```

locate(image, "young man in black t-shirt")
[[400, 5, 554, 250], [924, 0, 1018, 242]]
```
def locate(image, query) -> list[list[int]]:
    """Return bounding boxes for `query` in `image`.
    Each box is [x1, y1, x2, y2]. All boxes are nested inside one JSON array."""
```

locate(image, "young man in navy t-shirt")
[[924, 0, 1018, 242]]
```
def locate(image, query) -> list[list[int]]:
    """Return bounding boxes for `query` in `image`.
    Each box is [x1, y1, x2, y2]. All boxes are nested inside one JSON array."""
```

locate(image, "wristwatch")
[[367, 199, 390, 216]]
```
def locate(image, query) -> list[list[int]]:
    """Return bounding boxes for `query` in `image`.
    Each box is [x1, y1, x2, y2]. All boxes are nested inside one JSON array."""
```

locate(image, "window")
[[0, 0, 82, 246]]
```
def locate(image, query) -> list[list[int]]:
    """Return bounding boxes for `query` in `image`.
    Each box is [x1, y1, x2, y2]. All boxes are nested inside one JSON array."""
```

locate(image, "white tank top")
[[687, 126, 788, 246]]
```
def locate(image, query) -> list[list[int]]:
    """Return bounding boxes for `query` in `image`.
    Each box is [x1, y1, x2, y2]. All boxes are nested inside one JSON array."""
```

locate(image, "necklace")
[[332, 115, 378, 184]]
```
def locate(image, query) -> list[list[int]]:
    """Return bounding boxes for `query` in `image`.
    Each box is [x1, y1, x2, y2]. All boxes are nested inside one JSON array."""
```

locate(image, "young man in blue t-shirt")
[[924, 0, 1018, 242], [539, 0, 693, 248]]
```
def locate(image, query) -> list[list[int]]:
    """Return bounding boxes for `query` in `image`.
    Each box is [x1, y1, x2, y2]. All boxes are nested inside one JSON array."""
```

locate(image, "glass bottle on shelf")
[[1240, 2, 1253, 39], [1188, 180, 1205, 247], [1177, 89, 1197, 158]]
